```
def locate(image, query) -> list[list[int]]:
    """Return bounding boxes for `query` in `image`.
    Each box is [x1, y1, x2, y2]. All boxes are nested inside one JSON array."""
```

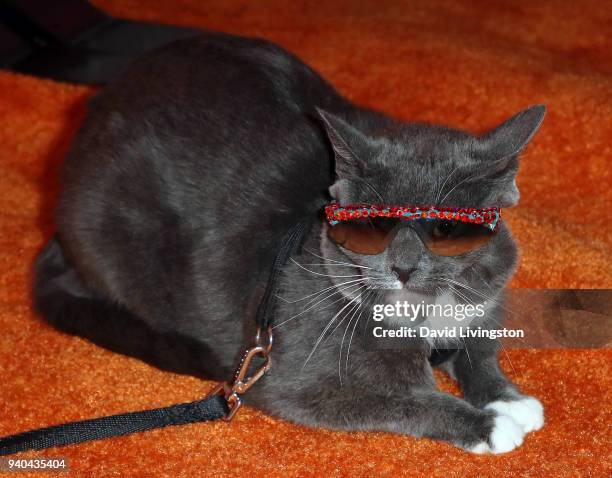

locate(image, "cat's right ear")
[[317, 109, 369, 202], [317, 108, 368, 180]]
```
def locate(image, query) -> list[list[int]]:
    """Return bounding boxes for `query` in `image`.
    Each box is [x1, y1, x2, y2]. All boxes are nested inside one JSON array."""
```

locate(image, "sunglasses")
[[324, 203, 501, 256]]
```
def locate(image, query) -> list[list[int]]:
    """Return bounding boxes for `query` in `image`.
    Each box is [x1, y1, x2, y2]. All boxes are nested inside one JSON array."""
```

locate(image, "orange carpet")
[[0, 1, 610, 476]]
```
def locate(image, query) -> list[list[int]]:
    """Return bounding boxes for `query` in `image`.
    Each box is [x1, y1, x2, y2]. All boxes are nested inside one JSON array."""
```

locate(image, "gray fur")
[[33, 31, 545, 451]]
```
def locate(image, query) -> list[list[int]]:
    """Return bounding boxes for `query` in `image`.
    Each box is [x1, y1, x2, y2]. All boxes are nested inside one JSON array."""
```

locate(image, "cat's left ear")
[[473, 105, 546, 206]]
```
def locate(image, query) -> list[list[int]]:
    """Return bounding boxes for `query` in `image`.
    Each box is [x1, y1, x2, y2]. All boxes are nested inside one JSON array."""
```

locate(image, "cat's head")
[[317, 105, 545, 308]]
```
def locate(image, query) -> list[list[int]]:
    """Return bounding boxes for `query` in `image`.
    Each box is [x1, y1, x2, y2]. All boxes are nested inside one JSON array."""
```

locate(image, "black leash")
[[0, 396, 228, 456], [0, 220, 310, 456]]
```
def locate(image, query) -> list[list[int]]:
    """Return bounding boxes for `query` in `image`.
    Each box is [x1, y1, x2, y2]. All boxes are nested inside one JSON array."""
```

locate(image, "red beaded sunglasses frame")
[[324, 203, 502, 231]]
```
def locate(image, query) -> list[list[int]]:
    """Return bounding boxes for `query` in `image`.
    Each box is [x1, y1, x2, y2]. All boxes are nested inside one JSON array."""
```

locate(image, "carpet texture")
[[0, 1, 610, 476]]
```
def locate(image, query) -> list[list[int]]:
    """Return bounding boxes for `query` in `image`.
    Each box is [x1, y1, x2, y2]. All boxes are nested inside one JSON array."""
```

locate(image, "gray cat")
[[35, 31, 545, 453]]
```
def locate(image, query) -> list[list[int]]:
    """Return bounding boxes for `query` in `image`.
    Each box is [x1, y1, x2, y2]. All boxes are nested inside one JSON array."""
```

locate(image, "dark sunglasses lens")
[[418, 219, 496, 256], [327, 217, 399, 255]]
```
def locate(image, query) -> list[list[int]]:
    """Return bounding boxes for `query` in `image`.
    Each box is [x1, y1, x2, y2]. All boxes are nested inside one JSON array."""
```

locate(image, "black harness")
[[0, 221, 311, 456]]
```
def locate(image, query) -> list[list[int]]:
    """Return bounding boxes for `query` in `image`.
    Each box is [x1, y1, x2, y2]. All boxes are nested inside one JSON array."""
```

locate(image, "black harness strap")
[[0, 220, 310, 456], [255, 220, 312, 331]]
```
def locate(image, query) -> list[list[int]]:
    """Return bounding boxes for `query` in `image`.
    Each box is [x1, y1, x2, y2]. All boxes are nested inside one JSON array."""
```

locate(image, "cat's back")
[[62, 32, 339, 191], [56, 32, 341, 322], [59, 31, 341, 243]]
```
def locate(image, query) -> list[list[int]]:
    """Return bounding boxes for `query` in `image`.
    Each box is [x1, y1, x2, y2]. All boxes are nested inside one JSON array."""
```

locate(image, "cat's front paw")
[[485, 396, 544, 433], [469, 414, 525, 454]]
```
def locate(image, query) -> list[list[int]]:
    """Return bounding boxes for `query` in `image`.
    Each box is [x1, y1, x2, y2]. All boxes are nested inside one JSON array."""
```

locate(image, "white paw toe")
[[485, 396, 544, 433], [469, 414, 525, 454]]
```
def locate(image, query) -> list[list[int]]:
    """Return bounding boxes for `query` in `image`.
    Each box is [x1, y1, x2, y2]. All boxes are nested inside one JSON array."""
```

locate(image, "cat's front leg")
[[272, 388, 527, 454], [446, 346, 544, 434], [390, 389, 528, 454]]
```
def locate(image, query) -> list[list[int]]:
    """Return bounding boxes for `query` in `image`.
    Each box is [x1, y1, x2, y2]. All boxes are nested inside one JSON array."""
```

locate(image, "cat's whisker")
[[439, 171, 486, 205], [362, 289, 383, 333], [461, 337, 473, 370], [500, 346, 518, 378], [308, 283, 368, 316], [445, 283, 525, 371], [301, 285, 369, 370], [443, 278, 495, 302], [468, 265, 495, 293], [337, 288, 372, 386], [305, 277, 390, 306], [273, 281, 366, 328], [302, 247, 374, 269], [428, 286, 448, 354], [359, 178, 385, 204], [446, 283, 473, 306], [274, 277, 364, 304], [297, 263, 376, 270], [282, 280, 366, 321], [435, 290, 473, 371], [344, 288, 376, 380], [435, 165, 460, 206], [444, 281, 511, 329], [439, 277, 520, 319], [338, 288, 371, 383], [321, 292, 364, 347], [291, 258, 382, 279], [433, 276, 503, 307], [290, 277, 385, 312], [344, 173, 385, 204]]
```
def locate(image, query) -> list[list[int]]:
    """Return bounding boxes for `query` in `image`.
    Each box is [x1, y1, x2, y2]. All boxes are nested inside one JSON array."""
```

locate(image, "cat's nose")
[[392, 266, 416, 285]]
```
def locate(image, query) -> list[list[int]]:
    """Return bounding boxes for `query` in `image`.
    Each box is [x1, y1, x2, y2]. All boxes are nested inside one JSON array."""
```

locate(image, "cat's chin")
[[382, 287, 436, 304]]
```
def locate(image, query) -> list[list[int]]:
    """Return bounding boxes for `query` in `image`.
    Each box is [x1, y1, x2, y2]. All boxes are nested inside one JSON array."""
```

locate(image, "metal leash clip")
[[208, 326, 273, 420]]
